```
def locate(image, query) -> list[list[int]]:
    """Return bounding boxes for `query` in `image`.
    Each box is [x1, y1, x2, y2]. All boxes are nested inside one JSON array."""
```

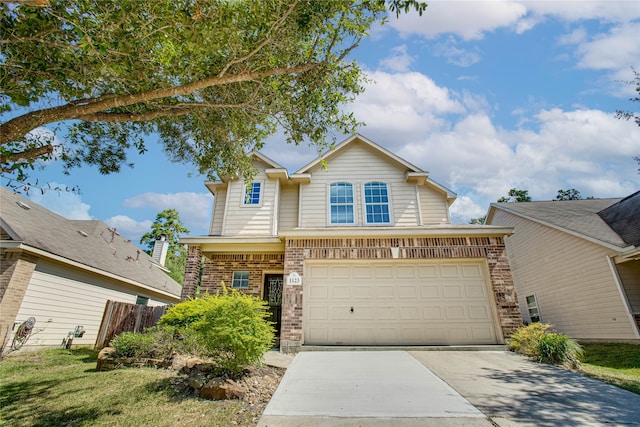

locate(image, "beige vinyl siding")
[[14, 259, 174, 347], [299, 142, 421, 228], [209, 190, 226, 235], [222, 162, 277, 236], [492, 210, 636, 340], [279, 185, 299, 230], [617, 262, 640, 313], [418, 185, 449, 224]]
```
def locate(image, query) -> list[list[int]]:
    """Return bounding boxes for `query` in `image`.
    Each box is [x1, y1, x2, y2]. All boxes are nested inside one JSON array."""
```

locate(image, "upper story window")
[[330, 182, 354, 224], [243, 182, 261, 205], [364, 182, 390, 224]]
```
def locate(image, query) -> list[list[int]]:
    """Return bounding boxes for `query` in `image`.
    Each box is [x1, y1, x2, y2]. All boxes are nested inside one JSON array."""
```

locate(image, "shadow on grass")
[[143, 374, 199, 402]]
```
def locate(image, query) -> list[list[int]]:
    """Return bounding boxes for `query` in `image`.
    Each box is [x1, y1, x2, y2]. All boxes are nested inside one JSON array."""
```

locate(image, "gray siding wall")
[[14, 259, 173, 348], [209, 190, 226, 235], [491, 209, 637, 340], [279, 185, 299, 230], [617, 262, 640, 313], [298, 142, 446, 228], [222, 160, 278, 236]]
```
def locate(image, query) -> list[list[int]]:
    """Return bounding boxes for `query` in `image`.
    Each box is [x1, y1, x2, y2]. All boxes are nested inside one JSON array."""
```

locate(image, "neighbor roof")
[[488, 198, 628, 249], [598, 191, 640, 247], [0, 187, 181, 299]]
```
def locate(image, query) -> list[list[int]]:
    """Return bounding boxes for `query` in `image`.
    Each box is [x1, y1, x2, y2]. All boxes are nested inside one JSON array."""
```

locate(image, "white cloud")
[[346, 71, 465, 145], [391, 1, 640, 41], [379, 45, 414, 72], [104, 215, 153, 244], [27, 184, 92, 220], [122, 192, 212, 232], [449, 195, 486, 223], [433, 37, 481, 67], [574, 22, 640, 70], [390, 1, 528, 40]]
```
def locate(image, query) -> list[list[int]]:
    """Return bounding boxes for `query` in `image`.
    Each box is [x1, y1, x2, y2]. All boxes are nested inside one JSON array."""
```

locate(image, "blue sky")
[[7, 1, 640, 245]]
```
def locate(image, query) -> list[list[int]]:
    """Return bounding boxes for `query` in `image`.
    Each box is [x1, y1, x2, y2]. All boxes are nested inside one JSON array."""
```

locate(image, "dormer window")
[[243, 182, 262, 205], [364, 182, 390, 224], [330, 182, 354, 224]]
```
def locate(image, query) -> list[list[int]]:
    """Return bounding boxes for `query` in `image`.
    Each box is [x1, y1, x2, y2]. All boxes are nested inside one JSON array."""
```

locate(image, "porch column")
[[280, 240, 304, 353], [181, 245, 202, 300]]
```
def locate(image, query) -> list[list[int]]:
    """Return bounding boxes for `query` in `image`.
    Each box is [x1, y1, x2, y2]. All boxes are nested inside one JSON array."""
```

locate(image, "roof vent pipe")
[[152, 234, 169, 266]]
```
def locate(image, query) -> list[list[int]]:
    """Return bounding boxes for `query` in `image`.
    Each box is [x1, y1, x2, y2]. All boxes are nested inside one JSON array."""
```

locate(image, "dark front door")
[[263, 274, 283, 341]]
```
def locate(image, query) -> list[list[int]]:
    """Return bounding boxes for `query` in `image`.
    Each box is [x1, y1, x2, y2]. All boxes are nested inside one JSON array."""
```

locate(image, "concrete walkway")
[[259, 350, 640, 427], [258, 351, 492, 426], [412, 350, 640, 426]]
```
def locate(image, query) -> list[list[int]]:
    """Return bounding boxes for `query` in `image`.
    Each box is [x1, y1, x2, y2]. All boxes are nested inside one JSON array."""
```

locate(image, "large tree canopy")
[[0, 0, 426, 183]]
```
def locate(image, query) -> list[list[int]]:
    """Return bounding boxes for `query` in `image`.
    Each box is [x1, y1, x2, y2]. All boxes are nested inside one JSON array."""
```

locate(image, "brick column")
[[181, 245, 202, 300], [280, 241, 304, 353], [0, 250, 38, 352], [486, 237, 522, 338]]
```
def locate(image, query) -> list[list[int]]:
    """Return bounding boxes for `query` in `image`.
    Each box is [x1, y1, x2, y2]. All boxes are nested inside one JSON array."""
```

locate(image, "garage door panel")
[[398, 286, 418, 298], [304, 260, 499, 346], [443, 285, 463, 298], [331, 286, 350, 298], [440, 265, 460, 277], [376, 286, 394, 298]]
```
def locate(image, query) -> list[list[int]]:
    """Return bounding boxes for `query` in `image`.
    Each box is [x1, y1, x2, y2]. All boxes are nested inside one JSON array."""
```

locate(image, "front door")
[[263, 274, 283, 343]]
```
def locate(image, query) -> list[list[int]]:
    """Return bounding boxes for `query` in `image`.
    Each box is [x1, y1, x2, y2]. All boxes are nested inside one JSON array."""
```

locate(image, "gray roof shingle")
[[1, 187, 181, 299], [491, 198, 629, 249]]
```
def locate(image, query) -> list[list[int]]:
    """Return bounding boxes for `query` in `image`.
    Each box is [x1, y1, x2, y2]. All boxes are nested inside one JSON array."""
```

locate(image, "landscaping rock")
[[199, 378, 246, 400], [188, 372, 209, 390]]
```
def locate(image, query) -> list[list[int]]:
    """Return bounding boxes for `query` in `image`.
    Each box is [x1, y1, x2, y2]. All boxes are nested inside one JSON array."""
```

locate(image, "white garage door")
[[303, 260, 500, 345]]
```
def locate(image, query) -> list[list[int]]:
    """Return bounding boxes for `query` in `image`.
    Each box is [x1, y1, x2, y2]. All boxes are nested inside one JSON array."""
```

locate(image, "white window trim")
[[525, 294, 541, 323], [327, 182, 356, 226], [241, 180, 264, 207], [362, 181, 393, 226], [232, 271, 250, 288]]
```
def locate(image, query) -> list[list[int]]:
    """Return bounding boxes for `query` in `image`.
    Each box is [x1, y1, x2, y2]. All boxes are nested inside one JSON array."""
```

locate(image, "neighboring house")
[[181, 134, 522, 353], [486, 192, 640, 342], [0, 187, 181, 351]]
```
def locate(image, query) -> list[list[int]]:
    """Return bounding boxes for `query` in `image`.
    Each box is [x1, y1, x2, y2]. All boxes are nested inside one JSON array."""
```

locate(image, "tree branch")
[[0, 62, 319, 146], [0, 144, 53, 164]]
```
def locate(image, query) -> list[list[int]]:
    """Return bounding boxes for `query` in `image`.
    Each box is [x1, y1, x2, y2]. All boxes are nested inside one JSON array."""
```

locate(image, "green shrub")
[[111, 332, 157, 358], [508, 322, 551, 356], [159, 289, 275, 374], [509, 323, 583, 368]]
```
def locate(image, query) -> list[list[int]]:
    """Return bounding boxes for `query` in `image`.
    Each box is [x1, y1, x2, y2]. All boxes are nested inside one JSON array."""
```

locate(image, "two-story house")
[[181, 134, 522, 353]]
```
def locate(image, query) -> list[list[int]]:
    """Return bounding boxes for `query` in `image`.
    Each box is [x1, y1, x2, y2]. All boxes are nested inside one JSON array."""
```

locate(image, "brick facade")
[[189, 253, 284, 298], [280, 236, 522, 353], [183, 236, 522, 354], [0, 249, 38, 352]]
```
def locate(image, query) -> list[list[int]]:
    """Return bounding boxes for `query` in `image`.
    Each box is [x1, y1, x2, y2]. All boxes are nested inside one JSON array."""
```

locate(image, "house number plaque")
[[286, 272, 302, 286]]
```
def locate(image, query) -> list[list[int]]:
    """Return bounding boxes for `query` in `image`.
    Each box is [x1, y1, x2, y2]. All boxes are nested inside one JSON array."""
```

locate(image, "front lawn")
[[0, 349, 258, 426], [579, 343, 640, 395]]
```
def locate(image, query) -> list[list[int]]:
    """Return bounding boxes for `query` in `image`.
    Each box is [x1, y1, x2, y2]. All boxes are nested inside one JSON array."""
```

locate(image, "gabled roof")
[[0, 187, 181, 299], [487, 198, 628, 250], [251, 151, 285, 169], [295, 134, 457, 201]]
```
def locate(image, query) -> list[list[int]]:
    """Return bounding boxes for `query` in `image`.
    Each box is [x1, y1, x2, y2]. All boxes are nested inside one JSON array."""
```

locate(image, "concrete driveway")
[[258, 350, 640, 427]]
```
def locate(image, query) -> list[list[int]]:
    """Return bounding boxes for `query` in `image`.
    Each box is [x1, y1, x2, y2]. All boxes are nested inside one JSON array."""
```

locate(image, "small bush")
[[160, 289, 275, 374], [509, 323, 583, 368], [508, 322, 551, 356], [111, 332, 157, 358]]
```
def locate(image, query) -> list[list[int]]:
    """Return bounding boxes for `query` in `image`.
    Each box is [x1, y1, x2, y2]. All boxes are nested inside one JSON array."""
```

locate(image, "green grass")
[[0, 349, 257, 427], [579, 343, 640, 395]]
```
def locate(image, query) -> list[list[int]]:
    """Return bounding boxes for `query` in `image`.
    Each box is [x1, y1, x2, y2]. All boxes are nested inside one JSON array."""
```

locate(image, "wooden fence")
[[94, 300, 168, 350]]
